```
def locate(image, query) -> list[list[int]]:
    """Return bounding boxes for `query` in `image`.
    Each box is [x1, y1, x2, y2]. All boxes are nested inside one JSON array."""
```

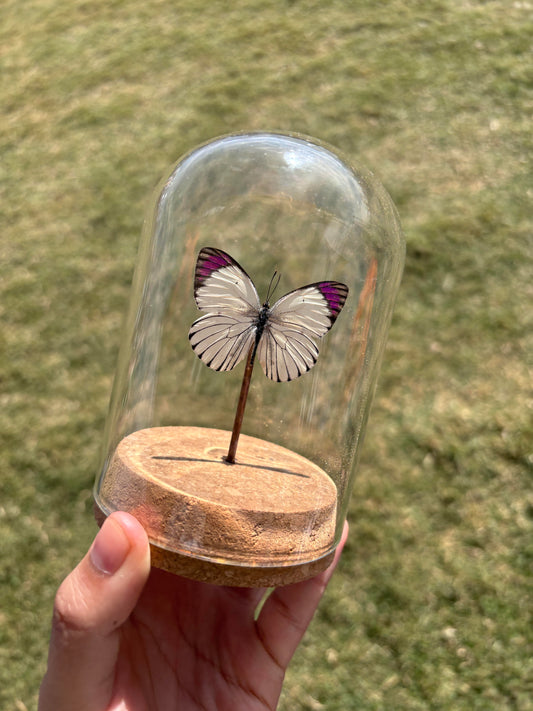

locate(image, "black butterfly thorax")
[[254, 302, 271, 344]]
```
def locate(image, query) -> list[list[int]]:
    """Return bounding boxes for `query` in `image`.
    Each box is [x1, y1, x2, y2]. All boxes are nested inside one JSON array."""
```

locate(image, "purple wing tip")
[[195, 247, 234, 287], [317, 281, 349, 318]]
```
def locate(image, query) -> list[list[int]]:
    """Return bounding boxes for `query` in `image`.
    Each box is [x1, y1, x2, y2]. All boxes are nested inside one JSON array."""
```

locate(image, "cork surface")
[[95, 426, 338, 586]]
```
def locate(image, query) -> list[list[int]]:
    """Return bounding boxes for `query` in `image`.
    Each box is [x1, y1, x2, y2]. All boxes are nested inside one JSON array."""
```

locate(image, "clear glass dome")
[[94, 132, 405, 586]]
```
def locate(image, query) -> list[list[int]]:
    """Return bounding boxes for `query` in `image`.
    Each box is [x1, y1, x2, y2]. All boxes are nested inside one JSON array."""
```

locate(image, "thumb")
[[39, 512, 151, 711]]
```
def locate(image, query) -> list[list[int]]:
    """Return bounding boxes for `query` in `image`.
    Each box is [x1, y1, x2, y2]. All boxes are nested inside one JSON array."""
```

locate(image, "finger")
[[39, 512, 151, 711], [255, 521, 349, 670]]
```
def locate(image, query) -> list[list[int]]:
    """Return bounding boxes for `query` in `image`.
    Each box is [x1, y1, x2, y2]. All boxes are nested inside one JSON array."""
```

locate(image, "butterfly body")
[[189, 247, 348, 383], [254, 303, 270, 342]]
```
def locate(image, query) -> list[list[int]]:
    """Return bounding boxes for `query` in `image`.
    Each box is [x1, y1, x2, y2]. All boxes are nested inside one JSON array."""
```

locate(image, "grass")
[[1, 0, 532, 708]]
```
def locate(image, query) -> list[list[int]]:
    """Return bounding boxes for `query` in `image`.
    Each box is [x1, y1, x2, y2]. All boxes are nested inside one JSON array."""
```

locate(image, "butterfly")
[[189, 247, 349, 383]]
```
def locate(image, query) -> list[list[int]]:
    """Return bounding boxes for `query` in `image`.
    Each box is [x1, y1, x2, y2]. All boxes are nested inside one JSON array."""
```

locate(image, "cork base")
[[94, 426, 338, 586]]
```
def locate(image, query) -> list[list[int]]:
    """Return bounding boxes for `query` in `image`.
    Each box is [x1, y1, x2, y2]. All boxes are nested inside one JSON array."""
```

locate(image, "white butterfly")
[[189, 247, 348, 383]]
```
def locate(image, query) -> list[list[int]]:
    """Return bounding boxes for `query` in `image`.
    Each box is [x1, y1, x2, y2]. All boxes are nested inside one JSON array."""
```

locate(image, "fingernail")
[[90, 516, 131, 575]]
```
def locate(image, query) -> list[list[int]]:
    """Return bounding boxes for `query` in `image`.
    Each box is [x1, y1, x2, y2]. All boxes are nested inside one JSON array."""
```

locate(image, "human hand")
[[39, 512, 348, 711]]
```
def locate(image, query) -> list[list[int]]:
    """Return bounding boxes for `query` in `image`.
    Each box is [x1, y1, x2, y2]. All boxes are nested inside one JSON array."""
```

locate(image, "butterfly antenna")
[[266, 270, 282, 305]]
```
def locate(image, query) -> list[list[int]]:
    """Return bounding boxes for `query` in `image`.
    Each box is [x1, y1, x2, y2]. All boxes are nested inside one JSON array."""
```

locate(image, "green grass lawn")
[[1, 0, 531, 709]]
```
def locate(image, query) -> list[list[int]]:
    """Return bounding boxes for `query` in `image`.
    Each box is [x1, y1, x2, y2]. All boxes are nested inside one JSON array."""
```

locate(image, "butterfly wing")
[[257, 281, 349, 382], [193, 247, 261, 313], [189, 247, 261, 371]]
